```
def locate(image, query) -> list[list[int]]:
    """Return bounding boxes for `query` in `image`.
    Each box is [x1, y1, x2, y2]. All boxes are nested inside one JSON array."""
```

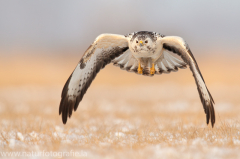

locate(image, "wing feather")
[[160, 36, 215, 127], [59, 34, 128, 124], [112, 49, 139, 73], [155, 50, 187, 74]]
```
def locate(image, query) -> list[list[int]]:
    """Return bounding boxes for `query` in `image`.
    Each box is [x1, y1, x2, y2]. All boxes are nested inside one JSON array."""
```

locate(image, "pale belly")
[[130, 47, 163, 62]]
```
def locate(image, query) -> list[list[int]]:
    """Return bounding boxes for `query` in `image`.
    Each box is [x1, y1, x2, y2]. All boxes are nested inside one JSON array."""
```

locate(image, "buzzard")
[[59, 31, 215, 127]]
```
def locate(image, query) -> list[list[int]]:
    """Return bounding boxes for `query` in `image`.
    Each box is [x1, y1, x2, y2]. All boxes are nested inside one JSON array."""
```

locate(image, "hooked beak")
[[139, 40, 143, 46]]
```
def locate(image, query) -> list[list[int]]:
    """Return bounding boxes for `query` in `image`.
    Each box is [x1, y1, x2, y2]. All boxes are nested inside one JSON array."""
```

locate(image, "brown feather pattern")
[[163, 43, 215, 127], [59, 43, 128, 124]]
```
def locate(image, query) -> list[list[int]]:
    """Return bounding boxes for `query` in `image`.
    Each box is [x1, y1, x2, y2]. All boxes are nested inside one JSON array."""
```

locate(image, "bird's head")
[[126, 31, 157, 54]]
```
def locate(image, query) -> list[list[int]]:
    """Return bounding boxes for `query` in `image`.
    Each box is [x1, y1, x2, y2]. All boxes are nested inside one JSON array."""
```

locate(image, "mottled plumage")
[[59, 31, 215, 127]]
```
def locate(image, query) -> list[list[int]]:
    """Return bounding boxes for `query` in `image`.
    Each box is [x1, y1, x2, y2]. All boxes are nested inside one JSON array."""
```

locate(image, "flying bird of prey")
[[59, 31, 215, 127]]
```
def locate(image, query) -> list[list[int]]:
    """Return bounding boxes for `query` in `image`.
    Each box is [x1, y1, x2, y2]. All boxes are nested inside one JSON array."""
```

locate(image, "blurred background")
[[0, 0, 239, 86]]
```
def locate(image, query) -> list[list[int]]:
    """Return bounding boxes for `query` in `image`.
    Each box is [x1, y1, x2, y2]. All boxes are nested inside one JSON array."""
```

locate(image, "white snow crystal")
[[233, 138, 240, 145], [90, 126, 97, 131], [192, 138, 206, 146], [29, 131, 37, 138], [62, 139, 72, 144], [52, 132, 58, 138], [149, 132, 154, 137], [17, 132, 24, 141], [115, 132, 125, 137], [122, 127, 129, 132], [55, 126, 63, 132], [9, 139, 15, 148]]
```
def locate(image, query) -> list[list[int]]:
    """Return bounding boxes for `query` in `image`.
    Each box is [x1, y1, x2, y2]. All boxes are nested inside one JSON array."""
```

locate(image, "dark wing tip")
[[59, 96, 75, 124], [203, 97, 215, 128], [210, 100, 215, 127], [195, 78, 215, 128], [59, 73, 74, 124]]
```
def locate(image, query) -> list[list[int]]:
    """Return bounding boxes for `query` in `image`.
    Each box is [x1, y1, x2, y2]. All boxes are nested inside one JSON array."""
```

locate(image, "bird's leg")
[[150, 63, 155, 75], [138, 61, 143, 74]]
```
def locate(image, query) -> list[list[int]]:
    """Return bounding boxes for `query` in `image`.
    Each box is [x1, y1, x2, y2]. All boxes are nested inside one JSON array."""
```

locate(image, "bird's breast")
[[130, 46, 162, 60]]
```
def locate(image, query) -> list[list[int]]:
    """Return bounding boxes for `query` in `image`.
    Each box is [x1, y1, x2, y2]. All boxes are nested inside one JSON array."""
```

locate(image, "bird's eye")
[[136, 40, 138, 43], [145, 40, 148, 43]]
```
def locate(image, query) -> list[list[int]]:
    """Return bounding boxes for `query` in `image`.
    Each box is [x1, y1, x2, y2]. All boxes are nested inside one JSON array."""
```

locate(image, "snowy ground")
[[0, 84, 240, 159]]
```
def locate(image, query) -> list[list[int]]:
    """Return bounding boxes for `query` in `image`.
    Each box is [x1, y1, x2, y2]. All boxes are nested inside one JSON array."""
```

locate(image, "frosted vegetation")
[[0, 84, 240, 159]]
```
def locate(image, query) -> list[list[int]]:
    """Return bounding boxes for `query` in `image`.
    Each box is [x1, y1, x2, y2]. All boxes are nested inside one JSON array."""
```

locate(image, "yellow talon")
[[150, 63, 155, 75], [138, 62, 143, 74]]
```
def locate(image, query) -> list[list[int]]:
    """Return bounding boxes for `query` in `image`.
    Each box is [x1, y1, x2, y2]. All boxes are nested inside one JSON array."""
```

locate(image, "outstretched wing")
[[59, 34, 129, 124], [154, 49, 187, 74], [159, 36, 215, 127], [112, 49, 139, 73]]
